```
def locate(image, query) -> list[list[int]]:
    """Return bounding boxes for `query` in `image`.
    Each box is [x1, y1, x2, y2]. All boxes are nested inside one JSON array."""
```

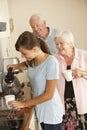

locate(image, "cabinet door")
[[0, 0, 10, 38]]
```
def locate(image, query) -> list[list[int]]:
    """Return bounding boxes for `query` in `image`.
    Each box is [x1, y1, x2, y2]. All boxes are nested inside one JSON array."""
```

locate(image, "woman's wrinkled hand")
[[72, 68, 83, 78]]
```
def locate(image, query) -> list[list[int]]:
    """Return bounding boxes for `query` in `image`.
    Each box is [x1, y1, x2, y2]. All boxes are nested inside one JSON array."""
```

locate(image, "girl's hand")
[[7, 64, 18, 71], [8, 100, 26, 110]]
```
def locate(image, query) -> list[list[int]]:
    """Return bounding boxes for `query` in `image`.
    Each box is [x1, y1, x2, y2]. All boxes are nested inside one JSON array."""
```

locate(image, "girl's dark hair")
[[15, 31, 51, 66], [15, 31, 51, 54]]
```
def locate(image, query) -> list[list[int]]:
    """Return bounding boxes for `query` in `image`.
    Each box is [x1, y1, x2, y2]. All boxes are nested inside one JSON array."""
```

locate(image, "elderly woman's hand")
[[72, 68, 84, 78]]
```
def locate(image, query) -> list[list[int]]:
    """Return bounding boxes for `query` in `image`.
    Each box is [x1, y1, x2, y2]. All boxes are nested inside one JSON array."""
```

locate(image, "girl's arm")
[[7, 61, 28, 71], [9, 79, 58, 109]]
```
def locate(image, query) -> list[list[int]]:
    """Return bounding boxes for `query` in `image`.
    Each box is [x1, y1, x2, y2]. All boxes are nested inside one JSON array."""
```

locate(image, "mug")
[[4, 94, 15, 109], [63, 70, 73, 81]]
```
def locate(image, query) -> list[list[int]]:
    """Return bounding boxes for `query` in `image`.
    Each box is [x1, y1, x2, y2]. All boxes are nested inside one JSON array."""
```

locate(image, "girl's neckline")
[[33, 54, 50, 67]]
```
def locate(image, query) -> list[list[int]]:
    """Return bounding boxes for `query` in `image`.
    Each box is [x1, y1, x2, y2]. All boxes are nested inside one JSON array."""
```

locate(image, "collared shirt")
[[27, 55, 63, 124], [54, 48, 87, 114]]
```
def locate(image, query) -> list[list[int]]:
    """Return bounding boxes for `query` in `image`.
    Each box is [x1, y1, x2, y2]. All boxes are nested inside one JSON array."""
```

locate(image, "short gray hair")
[[29, 14, 45, 21], [54, 30, 75, 47]]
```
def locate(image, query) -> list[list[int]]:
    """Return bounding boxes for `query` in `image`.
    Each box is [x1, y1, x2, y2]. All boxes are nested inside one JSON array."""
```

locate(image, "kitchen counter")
[[0, 84, 34, 130], [0, 96, 23, 130]]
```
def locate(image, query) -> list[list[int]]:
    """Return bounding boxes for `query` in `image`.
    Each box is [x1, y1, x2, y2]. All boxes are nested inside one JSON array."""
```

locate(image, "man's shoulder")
[[49, 27, 59, 33], [47, 27, 59, 38]]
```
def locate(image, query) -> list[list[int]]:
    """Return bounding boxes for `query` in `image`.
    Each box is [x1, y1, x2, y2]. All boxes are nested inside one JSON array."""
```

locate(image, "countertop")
[[0, 84, 34, 130]]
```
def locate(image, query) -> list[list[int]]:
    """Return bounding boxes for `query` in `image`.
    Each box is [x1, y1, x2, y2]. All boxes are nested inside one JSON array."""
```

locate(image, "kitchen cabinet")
[[29, 113, 42, 130], [0, 0, 10, 38]]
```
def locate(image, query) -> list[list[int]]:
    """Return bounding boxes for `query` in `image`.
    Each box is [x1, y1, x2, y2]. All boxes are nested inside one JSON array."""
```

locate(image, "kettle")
[[2, 67, 24, 96]]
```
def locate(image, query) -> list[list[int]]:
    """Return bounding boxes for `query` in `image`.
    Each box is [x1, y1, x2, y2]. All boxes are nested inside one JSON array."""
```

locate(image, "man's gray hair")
[[30, 14, 45, 21]]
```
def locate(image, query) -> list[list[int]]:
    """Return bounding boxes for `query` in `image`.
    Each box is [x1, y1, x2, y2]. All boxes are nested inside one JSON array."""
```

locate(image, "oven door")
[[0, 118, 23, 130]]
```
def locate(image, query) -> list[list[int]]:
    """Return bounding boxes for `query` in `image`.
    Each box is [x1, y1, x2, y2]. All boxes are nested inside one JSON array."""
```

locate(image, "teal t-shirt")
[[45, 27, 59, 54]]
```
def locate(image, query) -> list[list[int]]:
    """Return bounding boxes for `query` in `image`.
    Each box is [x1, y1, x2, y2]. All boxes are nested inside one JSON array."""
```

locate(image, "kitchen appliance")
[[0, 57, 26, 130], [1, 57, 24, 96], [2, 67, 24, 96], [2, 57, 21, 73]]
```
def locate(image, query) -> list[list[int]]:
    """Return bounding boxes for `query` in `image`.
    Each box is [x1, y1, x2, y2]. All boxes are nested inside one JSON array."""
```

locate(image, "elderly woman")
[[54, 31, 87, 130]]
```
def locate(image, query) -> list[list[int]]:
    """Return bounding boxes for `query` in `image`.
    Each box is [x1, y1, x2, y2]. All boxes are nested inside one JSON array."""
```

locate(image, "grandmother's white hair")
[[29, 14, 45, 21], [54, 31, 75, 47]]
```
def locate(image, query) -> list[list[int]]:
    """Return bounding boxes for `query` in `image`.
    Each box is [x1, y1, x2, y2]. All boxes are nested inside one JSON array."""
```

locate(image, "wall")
[[7, 0, 87, 54]]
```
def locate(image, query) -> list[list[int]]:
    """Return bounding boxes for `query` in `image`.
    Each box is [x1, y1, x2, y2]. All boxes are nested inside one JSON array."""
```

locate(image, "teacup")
[[63, 70, 73, 81], [4, 95, 15, 109]]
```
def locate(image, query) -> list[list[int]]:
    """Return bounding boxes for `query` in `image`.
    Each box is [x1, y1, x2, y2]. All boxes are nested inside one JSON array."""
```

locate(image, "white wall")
[[7, 0, 87, 55]]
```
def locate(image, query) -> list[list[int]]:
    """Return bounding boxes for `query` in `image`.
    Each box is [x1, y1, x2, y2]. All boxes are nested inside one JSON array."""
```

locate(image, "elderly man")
[[29, 14, 59, 54], [7, 14, 59, 71]]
